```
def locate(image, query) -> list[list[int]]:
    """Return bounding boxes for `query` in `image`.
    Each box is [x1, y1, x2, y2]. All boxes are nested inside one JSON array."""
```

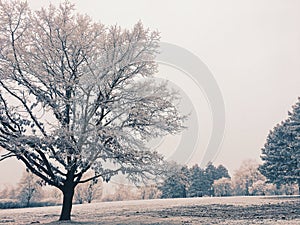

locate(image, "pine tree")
[[216, 165, 230, 180], [204, 163, 219, 196], [188, 163, 230, 197], [187, 165, 209, 197], [259, 97, 300, 193], [159, 166, 189, 199]]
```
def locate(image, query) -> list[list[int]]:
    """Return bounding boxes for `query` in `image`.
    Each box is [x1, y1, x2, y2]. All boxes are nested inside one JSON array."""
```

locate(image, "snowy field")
[[0, 196, 299, 224]]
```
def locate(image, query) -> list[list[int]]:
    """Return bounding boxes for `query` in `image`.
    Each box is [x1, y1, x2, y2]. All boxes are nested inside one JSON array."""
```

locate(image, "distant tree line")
[[159, 162, 230, 198], [1, 158, 299, 209], [158, 160, 299, 199], [0, 170, 103, 209], [159, 98, 300, 199], [2, 96, 300, 209]]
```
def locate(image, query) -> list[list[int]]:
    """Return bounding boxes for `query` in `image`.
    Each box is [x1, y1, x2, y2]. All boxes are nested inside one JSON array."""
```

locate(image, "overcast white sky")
[[0, 0, 300, 186]]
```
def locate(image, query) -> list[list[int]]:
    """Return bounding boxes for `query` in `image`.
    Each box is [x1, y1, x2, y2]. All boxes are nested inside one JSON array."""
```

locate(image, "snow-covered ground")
[[0, 196, 299, 224]]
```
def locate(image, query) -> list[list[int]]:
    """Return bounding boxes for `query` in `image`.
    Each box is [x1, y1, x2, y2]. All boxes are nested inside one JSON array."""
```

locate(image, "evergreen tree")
[[204, 163, 218, 196], [259, 97, 300, 193], [159, 166, 189, 198], [187, 165, 209, 197], [160, 163, 231, 198], [216, 165, 230, 180], [188, 163, 230, 197]]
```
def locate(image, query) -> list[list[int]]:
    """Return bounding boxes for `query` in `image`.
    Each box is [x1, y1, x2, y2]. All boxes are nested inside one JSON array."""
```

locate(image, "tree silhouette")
[[0, 1, 185, 220]]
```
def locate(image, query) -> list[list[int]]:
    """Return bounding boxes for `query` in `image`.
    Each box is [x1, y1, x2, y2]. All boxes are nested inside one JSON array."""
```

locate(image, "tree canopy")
[[0, 0, 185, 220]]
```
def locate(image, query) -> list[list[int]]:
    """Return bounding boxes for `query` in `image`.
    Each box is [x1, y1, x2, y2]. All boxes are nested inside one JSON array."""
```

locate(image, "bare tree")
[[138, 184, 161, 199], [104, 183, 137, 201], [75, 174, 102, 204], [74, 185, 84, 204], [248, 179, 276, 196], [0, 184, 15, 199], [213, 178, 232, 197], [17, 171, 43, 207], [232, 159, 265, 196], [85, 180, 102, 203], [0, 0, 185, 220]]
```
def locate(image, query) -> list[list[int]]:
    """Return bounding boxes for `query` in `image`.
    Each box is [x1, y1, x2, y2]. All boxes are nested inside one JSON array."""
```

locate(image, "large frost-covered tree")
[[0, 1, 185, 220], [259, 97, 300, 193]]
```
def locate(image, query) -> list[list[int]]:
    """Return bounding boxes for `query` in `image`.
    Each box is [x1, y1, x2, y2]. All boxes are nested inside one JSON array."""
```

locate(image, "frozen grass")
[[0, 195, 299, 224]]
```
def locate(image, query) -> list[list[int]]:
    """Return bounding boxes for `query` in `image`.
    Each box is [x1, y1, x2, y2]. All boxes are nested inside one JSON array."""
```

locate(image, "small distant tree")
[[232, 159, 265, 196], [204, 163, 222, 196], [0, 184, 15, 199], [49, 188, 62, 204], [17, 171, 43, 207], [138, 184, 161, 199], [206, 163, 230, 196], [75, 178, 102, 204], [259, 97, 300, 194], [216, 165, 230, 180], [159, 166, 189, 199], [213, 177, 232, 197], [104, 183, 137, 201], [74, 185, 84, 204], [86, 180, 102, 203], [159, 175, 186, 198], [248, 179, 276, 196], [187, 165, 209, 197], [279, 183, 298, 195]]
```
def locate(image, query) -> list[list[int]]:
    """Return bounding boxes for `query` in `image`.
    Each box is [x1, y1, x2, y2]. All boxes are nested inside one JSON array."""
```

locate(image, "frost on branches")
[[0, 1, 185, 220], [259, 97, 300, 194]]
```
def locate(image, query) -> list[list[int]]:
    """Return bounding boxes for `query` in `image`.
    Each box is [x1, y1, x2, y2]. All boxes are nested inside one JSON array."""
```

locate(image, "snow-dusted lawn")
[[0, 196, 299, 224]]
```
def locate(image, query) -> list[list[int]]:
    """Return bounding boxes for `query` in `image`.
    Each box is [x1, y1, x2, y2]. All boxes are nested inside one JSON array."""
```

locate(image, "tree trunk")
[[59, 186, 75, 221], [26, 197, 30, 207]]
